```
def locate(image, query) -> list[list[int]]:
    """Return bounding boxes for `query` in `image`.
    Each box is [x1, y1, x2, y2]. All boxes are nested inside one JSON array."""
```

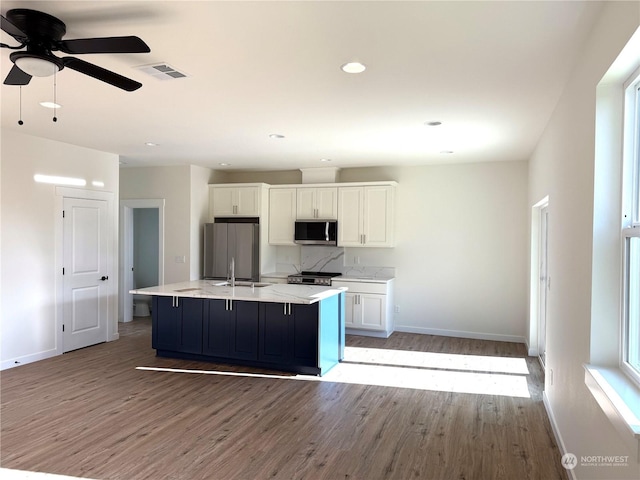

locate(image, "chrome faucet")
[[229, 257, 235, 287]]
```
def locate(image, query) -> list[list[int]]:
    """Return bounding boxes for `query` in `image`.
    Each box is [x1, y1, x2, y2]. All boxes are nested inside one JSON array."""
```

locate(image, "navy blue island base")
[[151, 292, 345, 376]]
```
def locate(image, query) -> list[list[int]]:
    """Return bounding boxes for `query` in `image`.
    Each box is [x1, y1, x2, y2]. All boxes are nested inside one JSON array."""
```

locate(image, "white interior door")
[[63, 197, 109, 352], [538, 205, 549, 367]]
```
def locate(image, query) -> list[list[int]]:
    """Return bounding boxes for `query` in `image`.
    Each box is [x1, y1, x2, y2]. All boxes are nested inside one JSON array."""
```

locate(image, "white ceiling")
[[1, 1, 603, 171]]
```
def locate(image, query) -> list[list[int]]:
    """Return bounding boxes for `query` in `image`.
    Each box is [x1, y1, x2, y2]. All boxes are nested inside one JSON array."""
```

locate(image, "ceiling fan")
[[1, 8, 150, 91]]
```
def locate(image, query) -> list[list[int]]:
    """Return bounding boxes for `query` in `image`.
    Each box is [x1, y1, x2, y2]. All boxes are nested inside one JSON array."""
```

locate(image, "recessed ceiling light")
[[440, 150, 454, 154], [145, 142, 158, 147], [425, 121, 442, 126], [341, 62, 366, 74], [39, 101, 61, 109], [219, 163, 231, 166], [269, 134, 285, 139], [320, 158, 332, 162]]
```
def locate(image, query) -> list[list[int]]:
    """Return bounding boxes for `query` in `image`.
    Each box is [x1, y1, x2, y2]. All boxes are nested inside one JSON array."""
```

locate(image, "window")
[[621, 72, 640, 386]]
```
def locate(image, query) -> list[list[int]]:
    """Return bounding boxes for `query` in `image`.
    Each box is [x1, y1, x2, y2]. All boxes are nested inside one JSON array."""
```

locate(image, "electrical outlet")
[[175, 255, 186, 264]]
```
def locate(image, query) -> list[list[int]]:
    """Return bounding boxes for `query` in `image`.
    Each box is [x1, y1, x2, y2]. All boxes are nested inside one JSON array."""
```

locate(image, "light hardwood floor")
[[1, 318, 568, 480]]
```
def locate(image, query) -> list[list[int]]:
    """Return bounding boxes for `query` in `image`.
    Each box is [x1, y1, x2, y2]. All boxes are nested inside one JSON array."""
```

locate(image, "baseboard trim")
[[393, 325, 526, 344], [345, 328, 391, 339], [1, 348, 58, 371], [543, 391, 577, 480]]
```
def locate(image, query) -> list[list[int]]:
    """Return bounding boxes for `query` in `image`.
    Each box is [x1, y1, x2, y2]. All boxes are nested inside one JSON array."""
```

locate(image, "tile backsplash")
[[275, 245, 395, 278]]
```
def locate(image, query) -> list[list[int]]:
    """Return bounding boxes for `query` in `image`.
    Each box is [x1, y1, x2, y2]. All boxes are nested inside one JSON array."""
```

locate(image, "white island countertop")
[[130, 280, 346, 305]]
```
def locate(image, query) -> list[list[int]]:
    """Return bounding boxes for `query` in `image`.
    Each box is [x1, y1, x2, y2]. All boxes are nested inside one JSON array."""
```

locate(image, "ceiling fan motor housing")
[[7, 9, 67, 45]]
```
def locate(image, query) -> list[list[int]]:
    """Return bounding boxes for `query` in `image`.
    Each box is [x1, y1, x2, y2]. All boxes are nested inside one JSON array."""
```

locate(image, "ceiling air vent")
[[135, 63, 188, 80]]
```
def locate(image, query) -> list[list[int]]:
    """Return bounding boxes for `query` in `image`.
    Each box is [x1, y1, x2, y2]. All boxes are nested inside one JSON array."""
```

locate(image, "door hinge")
[[62, 210, 65, 218], [62, 267, 65, 275], [62, 324, 65, 332]]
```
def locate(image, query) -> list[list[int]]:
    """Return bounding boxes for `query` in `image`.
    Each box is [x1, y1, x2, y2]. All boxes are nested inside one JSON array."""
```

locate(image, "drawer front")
[[332, 280, 386, 295]]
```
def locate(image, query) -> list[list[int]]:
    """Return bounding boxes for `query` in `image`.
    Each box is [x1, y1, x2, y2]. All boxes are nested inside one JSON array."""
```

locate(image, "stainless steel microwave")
[[294, 220, 338, 246]]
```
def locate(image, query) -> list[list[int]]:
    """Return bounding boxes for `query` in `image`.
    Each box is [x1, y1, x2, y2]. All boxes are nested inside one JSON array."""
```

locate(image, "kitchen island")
[[130, 280, 346, 376]]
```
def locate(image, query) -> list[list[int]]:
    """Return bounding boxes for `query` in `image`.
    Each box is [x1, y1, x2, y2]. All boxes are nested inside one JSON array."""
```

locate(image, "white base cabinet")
[[332, 279, 394, 338]]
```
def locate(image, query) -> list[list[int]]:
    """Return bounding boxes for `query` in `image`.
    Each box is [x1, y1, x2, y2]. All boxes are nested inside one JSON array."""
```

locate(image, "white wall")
[[120, 166, 192, 284], [342, 162, 528, 342], [0, 130, 119, 368], [120, 165, 219, 284], [528, 1, 640, 478], [190, 165, 215, 280]]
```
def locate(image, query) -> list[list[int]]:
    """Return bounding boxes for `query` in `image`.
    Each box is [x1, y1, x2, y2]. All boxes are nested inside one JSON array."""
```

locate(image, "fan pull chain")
[[18, 86, 23, 126], [52, 70, 58, 123]]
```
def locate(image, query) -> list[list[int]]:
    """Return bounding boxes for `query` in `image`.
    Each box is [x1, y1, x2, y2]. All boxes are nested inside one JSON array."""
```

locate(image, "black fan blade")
[[58, 36, 150, 54], [4, 64, 31, 86], [1, 14, 28, 43], [62, 57, 142, 91]]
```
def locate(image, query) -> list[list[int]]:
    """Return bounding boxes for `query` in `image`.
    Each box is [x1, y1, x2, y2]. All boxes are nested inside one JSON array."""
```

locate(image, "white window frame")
[[621, 70, 640, 388]]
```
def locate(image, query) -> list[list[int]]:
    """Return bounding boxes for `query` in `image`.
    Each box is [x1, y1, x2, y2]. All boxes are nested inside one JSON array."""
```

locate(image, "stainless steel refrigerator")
[[203, 218, 260, 281]]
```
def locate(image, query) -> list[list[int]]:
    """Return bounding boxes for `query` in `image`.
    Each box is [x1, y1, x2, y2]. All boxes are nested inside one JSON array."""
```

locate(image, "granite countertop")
[[333, 275, 394, 283], [130, 280, 346, 305]]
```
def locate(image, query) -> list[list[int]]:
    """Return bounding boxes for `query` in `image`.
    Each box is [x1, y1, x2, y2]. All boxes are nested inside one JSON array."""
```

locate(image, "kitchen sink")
[[210, 281, 271, 288], [234, 281, 271, 288]]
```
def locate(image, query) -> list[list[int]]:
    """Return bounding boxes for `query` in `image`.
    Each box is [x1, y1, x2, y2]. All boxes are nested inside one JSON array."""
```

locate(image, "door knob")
[[100, 275, 109, 281]]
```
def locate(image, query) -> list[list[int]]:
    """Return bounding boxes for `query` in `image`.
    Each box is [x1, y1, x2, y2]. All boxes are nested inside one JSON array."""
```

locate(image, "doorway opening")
[[120, 199, 165, 323], [529, 197, 549, 368]]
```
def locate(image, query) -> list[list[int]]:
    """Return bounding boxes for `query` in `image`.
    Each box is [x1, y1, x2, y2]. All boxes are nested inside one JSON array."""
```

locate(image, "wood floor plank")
[[1, 318, 568, 480]]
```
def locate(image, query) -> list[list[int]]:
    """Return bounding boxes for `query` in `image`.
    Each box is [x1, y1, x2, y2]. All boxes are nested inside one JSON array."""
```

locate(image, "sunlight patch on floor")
[[344, 346, 530, 374], [137, 348, 531, 398], [0, 469, 94, 480]]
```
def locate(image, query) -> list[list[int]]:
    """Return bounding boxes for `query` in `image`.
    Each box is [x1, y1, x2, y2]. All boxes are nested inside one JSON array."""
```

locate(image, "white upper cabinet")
[[269, 188, 297, 245], [210, 185, 261, 217], [296, 187, 338, 219], [338, 185, 395, 247]]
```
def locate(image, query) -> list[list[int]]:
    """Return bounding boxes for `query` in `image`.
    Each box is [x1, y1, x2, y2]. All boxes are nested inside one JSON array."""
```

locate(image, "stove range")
[[287, 271, 342, 286]]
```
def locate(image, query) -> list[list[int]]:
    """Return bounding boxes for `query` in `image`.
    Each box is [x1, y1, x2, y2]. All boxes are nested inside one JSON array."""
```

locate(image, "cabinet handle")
[[288, 303, 292, 315], [172, 296, 179, 308]]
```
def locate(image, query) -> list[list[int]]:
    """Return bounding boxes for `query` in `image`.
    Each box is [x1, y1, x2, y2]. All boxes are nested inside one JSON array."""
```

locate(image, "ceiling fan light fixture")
[[15, 56, 59, 77]]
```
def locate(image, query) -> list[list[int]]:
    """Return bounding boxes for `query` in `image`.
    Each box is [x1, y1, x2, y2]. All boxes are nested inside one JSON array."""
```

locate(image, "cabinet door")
[[337, 187, 363, 246], [343, 292, 358, 328], [230, 301, 259, 360], [315, 188, 338, 219], [259, 303, 291, 364], [363, 186, 394, 247], [296, 188, 316, 219], [211, 188, 236, 216], [236, 187, 260, 216], [177, 298, 204, 354], [291, 304, 318, 367], [152, 296, 179, 350], [360, 294, 386, 330], [269, 188, 297, 245], [203, 299, 232, 357]]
